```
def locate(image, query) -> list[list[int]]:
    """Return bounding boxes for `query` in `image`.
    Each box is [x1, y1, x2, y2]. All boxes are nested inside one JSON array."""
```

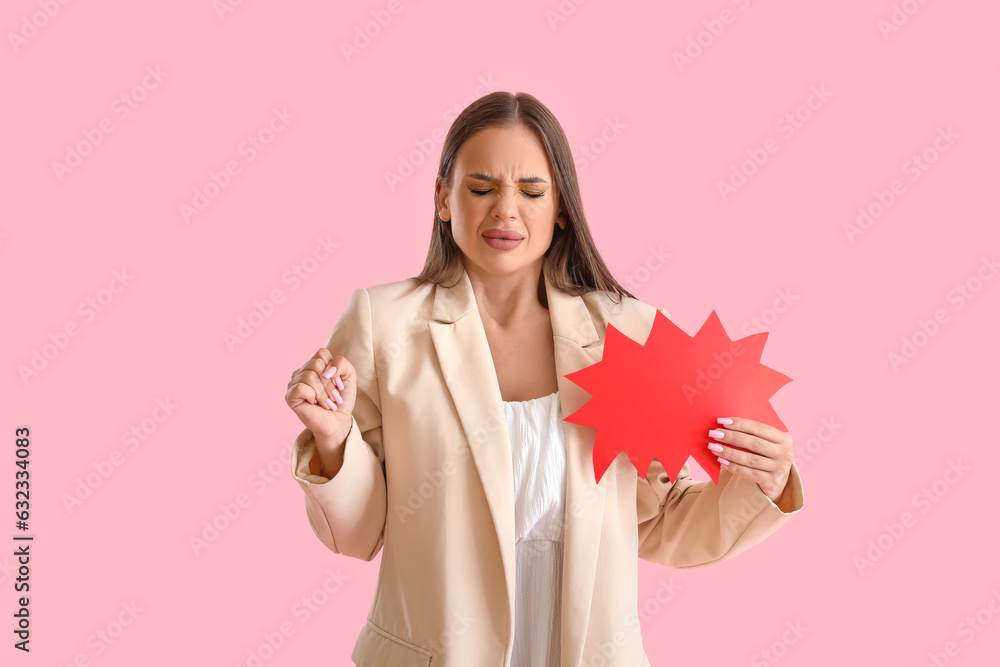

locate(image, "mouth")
[[482, 230, 524, 250], [482, 229, 524, 240]]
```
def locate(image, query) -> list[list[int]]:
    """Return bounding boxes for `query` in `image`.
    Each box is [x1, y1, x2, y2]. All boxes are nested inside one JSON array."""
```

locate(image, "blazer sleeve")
[[634, 307, 805, 568], [636, 458, 804, 568], [290, 286, 387, 562]]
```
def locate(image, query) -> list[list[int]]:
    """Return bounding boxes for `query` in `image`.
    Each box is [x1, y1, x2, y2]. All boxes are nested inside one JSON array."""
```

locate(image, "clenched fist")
[[285, 348, 359, 477]]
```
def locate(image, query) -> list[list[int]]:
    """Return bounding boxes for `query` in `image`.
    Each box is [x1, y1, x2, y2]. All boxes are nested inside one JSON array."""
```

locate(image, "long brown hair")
[[411, 91, 635, 308]]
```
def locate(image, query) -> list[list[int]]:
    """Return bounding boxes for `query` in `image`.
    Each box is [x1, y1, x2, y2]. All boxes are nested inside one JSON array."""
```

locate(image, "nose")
[[490, 188, 518, 222]]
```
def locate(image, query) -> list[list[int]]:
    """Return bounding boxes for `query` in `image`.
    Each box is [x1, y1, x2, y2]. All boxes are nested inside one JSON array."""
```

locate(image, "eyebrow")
[[465, 172, 549, 184]]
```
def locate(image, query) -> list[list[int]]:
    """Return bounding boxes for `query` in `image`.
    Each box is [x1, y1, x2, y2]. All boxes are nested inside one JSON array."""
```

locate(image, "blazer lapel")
[[428, 266, 518, 630], [543, 271, 608, 667], [427, 264, 607, 665]]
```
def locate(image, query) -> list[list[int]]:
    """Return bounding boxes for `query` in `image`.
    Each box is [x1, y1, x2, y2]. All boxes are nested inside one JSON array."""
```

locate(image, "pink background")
[[4, 1, 999, 665]]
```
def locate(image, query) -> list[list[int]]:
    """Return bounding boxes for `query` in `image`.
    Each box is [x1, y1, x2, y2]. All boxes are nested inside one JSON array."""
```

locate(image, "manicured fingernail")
[[332, 388, 343, 404], [717, 417, 733, 425], [334, 375, 344, 391], [323, 366, 337, 379], [709, 429, 726, 440], [717, 457, 730, 466], [708, 443, 724, 453], [325, 397, 337, 410]]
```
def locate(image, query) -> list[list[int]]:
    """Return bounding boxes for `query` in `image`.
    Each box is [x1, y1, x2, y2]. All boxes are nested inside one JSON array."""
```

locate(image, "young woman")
[[284, 91, 804, 667]]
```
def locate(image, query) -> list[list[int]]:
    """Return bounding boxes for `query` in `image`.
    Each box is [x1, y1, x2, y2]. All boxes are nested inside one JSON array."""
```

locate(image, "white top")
[[502, 390, 567, 667]]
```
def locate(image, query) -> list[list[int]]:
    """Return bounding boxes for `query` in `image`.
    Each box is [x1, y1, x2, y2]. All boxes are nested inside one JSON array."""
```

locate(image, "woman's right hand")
[[285, 348, 358, 458]]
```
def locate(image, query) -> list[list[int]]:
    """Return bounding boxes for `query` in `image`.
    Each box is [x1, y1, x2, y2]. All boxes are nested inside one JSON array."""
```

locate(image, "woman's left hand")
[[707, 417, 794, 503]]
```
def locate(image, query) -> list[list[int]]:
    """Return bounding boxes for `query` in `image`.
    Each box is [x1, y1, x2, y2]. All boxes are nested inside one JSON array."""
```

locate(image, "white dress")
[[502, 390, 567, 667]]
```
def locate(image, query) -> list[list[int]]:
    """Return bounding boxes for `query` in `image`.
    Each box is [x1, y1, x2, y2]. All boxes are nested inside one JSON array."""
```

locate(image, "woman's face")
[[436, 124, 565, 283]]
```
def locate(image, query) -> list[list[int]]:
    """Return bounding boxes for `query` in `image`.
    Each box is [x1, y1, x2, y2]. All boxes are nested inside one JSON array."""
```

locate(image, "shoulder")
[[360, 277, 432, 305], [580, 289, 669, 320], [580, 289, 671, 342], [348, 278, 435, 339]]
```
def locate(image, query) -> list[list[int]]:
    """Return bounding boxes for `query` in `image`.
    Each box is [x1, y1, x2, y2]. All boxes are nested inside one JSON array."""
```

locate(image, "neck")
[[464, 259, 546, 329]]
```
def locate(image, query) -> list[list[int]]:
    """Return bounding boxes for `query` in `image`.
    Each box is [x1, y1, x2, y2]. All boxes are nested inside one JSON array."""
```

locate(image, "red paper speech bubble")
[[562, 310, 791, 484]]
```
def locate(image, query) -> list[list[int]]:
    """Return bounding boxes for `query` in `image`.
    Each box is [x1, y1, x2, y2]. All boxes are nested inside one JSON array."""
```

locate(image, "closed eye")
[[468, 186, 546, 198]]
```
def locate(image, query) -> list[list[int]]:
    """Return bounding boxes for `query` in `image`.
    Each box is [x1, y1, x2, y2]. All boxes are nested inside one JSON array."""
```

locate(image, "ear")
[[435, 179, 451, 222]]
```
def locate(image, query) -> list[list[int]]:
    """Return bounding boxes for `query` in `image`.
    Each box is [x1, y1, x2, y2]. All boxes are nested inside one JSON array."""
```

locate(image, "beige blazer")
[[290, 265, 804, 666]]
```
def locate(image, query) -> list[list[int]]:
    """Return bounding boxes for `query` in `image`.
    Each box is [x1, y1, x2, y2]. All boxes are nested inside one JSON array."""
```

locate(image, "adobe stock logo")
[[919, 588, 1000, 667], [573, 117, 628, 173], [617, 245, 671, 295], [7, 0, 73, 54], [213, 0, 250, 21], [384, 75, 501, 192], [544, 0, 588, 31], [232, 568, 350, 667], [62, 397, 178, 514], [750, 620, 808, 667], [179, 107, 295, 224], [886, 254, 997, 373], [716, 84, 832, 202], [672, 0, 758, 73], [223, 235, 339, 353], [53, 600, 144, 663], [853, 459, 970, 576], [339, 0, 417, 63], [877, 0, 933, 41], [843, 126, 959, 244], [17, 267, 135, 386], [51, 65, 169, 183]]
